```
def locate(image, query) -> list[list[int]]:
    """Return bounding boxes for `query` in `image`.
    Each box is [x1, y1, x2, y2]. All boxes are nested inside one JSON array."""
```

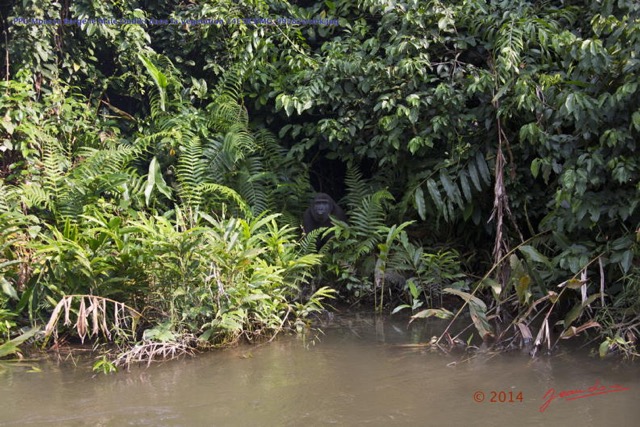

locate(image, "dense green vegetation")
[[1, 0, 639, 365]]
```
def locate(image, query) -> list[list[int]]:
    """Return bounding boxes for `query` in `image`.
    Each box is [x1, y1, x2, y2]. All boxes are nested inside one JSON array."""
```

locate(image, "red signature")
[[540, 379, 630, 413]]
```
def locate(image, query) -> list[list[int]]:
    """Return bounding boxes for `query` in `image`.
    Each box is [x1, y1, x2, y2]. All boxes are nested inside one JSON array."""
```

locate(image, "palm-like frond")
[[0, 180, 18, 212], [299, 227, 325, 254], [343, 165, 370, 210], [199, 183, 251, 216], [349, 190, 394, 256], [176, 136, 207, 210]]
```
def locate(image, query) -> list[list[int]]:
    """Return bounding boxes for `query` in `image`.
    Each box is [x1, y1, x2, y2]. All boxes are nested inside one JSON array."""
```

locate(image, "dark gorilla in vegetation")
[[303, 193, 347, 249]]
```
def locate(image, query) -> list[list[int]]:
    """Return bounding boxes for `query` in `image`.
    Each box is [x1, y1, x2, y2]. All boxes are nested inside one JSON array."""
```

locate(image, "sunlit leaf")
[[392, 304, 411, 314], [481, 277, 501, 297], [599, 339, 610, 358], [559, 278, 585, 289], [0, 328, 40, 358], [515, 274, 532, 305], [410, 308, 454, 321], [560, 321, 600, 339], [138, 54, 167, 111], [145, 156, 172, 206], [1, 276, 19, 300]]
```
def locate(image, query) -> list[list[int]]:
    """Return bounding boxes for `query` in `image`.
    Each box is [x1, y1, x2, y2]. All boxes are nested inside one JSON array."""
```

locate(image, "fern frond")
[[74, 145, 138, 182], [0, 181, 18, 212], [120, 172, 149, 208], [198, 183, 250, 216], [495, 16, 525, 78], [223, 123, 256, 158], [41, 136, 70, 204], [254, 128, 280, 152], [299, 227, 325, 254], [236, 157, 270, 215], [135, 130, 179, 151], [344, 165, 371, 210], [349, 189, 394, 256], [202, 136, 227, 182], [215, 65, 246, 101], [350, 190, 393, 233], [209, 99, 249, 131], [176, 136, 207, 209], [56, 189, 86, 220]]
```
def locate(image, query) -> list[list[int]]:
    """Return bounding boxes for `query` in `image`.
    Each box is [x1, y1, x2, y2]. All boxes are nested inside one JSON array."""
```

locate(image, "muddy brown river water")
[[1, 313, 639, 426]]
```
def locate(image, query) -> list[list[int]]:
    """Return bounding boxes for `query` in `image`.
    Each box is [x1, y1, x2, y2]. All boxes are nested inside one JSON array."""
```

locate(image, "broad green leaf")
[[565, 93, 575, 113], [468, 302, 493, 339], [599, 339, 610, 358], [426, 178, 445, 213], [481, 277, 501, 298], [138, 54, 167, 111], [444, 288, 493, 338], [0, 327, 40, 358], [515, 274, 532, 305], [408, 279, 420, 300], [632, 111, 640, 131], [1, 277, 19, 300], [530, 158, 541, 178], [145, 156, 172, 206], [415, 186, 426, 220], [440, 172, 463, 209], [620, 250, 633, 273], [459, 172, 472, 202], [243, 293, 271, 302], [563, 293, 601, 328], [475, 152, 491, 185], [1, 114, 15, 135], [410, 308, 453, 321], [468, 161, 482, 191], [519, 245, 550, 265], [443, 288, 486, 309], [391, 304, 411, 314]]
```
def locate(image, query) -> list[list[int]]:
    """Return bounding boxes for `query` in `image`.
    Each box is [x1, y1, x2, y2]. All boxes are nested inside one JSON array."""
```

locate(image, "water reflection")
[[1, 313, 638, 426]]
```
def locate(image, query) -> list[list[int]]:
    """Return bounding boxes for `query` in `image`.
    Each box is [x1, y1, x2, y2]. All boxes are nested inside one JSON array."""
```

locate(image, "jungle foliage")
[[1, 0, 639, 363]]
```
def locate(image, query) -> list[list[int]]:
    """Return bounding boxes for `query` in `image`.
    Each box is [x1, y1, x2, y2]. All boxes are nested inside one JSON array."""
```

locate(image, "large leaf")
[[1, 275, 19, 300], [145, 156, 173, 206], [563, 293, 602, 328], [518, 245, 551, 266], [138, 54, 168, 111], [414, 186, 426, 220], [0, 328, 40, 358], [443, 288, 494, 339], [409, 308, 454, 322], [426, 178, 446, 219]]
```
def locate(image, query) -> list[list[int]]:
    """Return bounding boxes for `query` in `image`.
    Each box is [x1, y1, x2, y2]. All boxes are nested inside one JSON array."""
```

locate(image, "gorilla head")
[[312, 195, 332, 223], [303, 193, 347, 248]]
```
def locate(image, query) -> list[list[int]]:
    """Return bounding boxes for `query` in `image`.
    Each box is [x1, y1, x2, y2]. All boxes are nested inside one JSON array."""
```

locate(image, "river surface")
[[1, 312, 638, 426]]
